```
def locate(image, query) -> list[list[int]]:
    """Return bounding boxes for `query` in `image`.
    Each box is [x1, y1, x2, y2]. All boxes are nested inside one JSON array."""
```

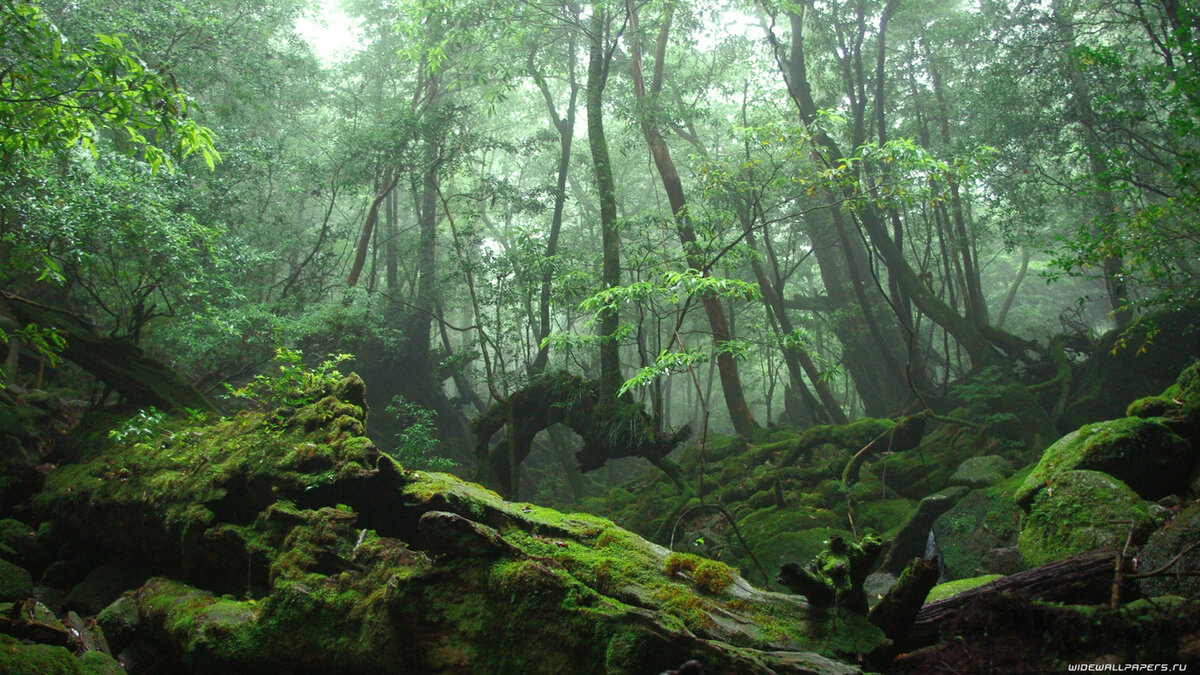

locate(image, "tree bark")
[[627, 0, 757, 437], [347, 167, 400, 288]]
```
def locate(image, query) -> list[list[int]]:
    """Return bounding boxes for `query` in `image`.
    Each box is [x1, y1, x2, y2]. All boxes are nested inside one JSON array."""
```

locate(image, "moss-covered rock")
[[25, 376, 880, 674], [947, 455, 1013, 490], [931, 468, 1029, 580], [0, 633, 110, 674], [1018, 470, 1154, 567], [1015, 417, 1194, 505], [0, 558, 33, 602], [1138, 500, 1200, 599]]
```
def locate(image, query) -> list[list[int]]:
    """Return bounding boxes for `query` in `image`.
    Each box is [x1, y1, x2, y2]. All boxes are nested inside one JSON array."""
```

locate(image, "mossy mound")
[[0, 558, 32, 602], [1015, 417, 1194, 505], [1017, 470, 1154, 567], [19, 375, 880, 674], [883, 370, 1055, 498], [931, 467, 1030, 580], [0, 633, 122, 674]]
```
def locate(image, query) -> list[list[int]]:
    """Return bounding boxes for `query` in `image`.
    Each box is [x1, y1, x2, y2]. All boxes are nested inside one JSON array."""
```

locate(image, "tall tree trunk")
[[528, 38, 579, 375], [627, 0, 757, 437], [587, 7, 622, 399]]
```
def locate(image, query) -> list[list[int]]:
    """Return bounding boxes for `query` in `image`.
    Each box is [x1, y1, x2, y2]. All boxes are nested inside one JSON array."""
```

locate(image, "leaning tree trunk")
[[1, 291, 217, 412]]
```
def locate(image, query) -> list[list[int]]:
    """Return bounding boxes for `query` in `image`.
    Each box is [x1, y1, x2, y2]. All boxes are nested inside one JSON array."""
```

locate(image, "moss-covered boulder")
[[931, 468, 1029, 580], [0, 633, 123, 674], [883, 370, 1056, 498], [947, 455, 1013, 490], [1138, 500, 1200, 599], [1015, 417, 1194, 505], [0, 558, 32, 602], [1018, 470, 1154, 567]]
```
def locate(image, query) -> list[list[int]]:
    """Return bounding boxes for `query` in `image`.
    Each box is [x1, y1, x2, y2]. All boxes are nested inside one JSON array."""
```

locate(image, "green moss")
[[1018, 470, 1154, 567], [0, 557, 33, 602], [926, 574, 1002, 602], [0, 634, 89, 674], [692, 559, 734, 594], [1016, 417, 1193, 504]]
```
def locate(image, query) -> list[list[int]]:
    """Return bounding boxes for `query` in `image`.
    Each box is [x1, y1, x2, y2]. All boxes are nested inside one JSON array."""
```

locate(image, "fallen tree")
[[909, 549, 1117, 647]]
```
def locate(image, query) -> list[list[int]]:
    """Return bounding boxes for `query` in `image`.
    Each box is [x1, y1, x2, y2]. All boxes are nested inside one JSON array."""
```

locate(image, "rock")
[[0, 633, 86, 674], [1015, 417, 1194, 506], [982, 547, 1025, 576], [0, 519, 46, 574], [416, 510, 520, 559], [96, 594, 140, 654], [64, 610, 111, 656], [880, 486, 968, 574], [0, 557, 33, 602], [0, 598, 71, 646], [931, 486, 1024, 580], [64, 560, 155, 616], [1137, 501, 1200, 599], [947, 455, 1013, 489], [1018, 470, 1154, 567]]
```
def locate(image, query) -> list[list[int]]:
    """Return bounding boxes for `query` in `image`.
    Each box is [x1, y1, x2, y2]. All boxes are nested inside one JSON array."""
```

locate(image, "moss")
[[0, 558, 33, 602], [0, 633, 86, 674], [925, 574, 1002, 603], [692, 559, 734, 594], [1016, 417, 1193, 504], [1018, 470, 1154, 567], [1126, 395, 1176, 419]]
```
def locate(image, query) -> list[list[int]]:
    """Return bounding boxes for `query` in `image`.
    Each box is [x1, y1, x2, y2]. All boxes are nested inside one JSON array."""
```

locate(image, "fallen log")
[[909, 549, 1117, 648]]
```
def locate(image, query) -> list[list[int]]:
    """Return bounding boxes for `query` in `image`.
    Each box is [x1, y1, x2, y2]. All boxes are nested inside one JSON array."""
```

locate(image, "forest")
[[1, 0, 1199, 672]]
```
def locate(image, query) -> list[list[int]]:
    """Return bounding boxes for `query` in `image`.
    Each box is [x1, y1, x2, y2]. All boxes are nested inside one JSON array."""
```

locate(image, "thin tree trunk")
[[347, 167, 400, 288], [587, 8, 622, 399], [627, 0, 757, 437]]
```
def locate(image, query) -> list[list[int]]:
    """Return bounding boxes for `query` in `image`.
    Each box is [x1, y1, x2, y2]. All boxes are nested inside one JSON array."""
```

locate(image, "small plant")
[[225, 348, 352, 409], [108, 406, 167, 445], [385, 395, 456, 472]]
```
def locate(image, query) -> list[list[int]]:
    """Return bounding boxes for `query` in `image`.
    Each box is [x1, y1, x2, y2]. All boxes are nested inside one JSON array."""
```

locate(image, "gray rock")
[[948, 455, 1013, 489]]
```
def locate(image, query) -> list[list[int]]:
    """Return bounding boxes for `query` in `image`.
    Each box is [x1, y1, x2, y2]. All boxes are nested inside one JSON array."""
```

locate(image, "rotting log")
[[909, 549, 1117, 647], [0, 291, 217, 412]]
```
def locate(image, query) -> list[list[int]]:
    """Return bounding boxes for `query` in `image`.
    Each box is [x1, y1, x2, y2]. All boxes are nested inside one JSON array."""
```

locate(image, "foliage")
[[385, 395, 456, 471], [224, 349, 352, 410], [0, 0, 218, 171], [107, 406, 166, 445]]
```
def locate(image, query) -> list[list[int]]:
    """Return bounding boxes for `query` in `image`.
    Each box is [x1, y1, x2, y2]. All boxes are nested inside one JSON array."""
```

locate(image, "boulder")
[[1137, 500, 1200, 599], [0, 557, 33, 602], [1015, 417, 1194, 506], [1018, 470, 1154, 567], [947, 455, 1013, 490], [932, 486, 1024, 580]]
